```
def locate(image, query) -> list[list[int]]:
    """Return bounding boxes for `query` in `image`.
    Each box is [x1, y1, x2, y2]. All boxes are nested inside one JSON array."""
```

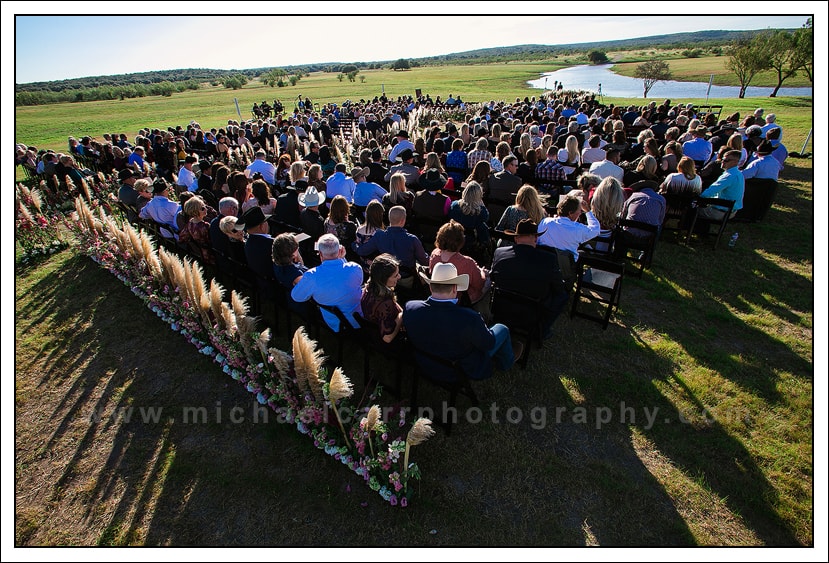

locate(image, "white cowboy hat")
[[419, 262, 469, 292], [298, 186, 326, 207]]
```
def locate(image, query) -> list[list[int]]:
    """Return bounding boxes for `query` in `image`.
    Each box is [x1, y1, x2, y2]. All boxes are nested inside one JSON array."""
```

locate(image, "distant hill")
[[15, 28, 792, 93]]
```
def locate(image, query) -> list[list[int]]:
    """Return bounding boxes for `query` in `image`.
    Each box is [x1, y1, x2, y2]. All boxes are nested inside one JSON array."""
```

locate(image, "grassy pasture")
[[14, 59, 814, 547]]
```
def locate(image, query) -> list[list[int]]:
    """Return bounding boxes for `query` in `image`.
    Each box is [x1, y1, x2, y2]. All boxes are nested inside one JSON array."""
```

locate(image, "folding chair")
[[733, 178, 778, 223], [614, 219, 659, 278], [489, 285, 545, 368], [311, 300, 360, 367], [408, 343, 480, 436], [685, 197, 736, 250], [661, 192, 696, 233], [353, 312, 412, 398], [570, 253, 625, 330]]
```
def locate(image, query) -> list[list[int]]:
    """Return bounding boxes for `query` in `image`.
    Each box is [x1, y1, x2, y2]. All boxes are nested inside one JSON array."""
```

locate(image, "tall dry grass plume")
[[78, 176, 91, 202], [404, 417, 435, 487], [328, 367, 354, 448], [231, 290, 249, 319], [140, 231, 163, 282], [30, 188, 43, 213], [209, 280, 225, 329], [328, 368, 354, 403], [18, 200, 34, 224], [292, 327, 326, 400], [268, 347, 291, 377], [236, 315, 258, 363], [362, 404, 382, 458], [256, 328, 271, 362], [220, 302, 236, 337]]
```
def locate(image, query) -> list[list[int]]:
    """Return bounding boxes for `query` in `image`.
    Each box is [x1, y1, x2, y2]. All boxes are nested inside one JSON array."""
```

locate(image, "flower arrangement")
[[68, 197, 434, 506], [15, 183, 70, 264]]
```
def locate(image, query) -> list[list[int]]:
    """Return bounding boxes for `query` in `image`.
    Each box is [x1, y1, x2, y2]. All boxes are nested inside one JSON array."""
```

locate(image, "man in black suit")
[[403, 263, 521, 383], [487, 155, 522, 204], [240, 206, 276, 291], [490, 219, 568, 340]]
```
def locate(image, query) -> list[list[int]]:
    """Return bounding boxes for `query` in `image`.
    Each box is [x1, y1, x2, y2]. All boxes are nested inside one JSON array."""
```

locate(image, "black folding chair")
[[570, 253, 625, 330], [614, 219, 659, 278], [408, 343, 480, 436], [685, 197, 736, 250]]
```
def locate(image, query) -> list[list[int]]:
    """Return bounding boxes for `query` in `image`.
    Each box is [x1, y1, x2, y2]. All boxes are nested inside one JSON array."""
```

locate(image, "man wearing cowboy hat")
[[403, 262, 522, 383], [490, 219, 568, 340], [741, 141, 783, 181], [351, 166, 387, 208], [682, 125, 713, 167], [139, 178, 180, 239], [298, 186, 326, 266], [388, 130, 415, 163], [239, 206, 276, 290], [384, 148, 420, 187], [412, 168, 451, 244]]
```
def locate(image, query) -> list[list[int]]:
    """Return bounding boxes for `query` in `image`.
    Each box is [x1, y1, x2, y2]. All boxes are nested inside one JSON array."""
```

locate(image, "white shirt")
[[245, 158, 277, 185], [589, 160, 624, 182], [177, 165, 198, 192], [537, 212, 601, 261]]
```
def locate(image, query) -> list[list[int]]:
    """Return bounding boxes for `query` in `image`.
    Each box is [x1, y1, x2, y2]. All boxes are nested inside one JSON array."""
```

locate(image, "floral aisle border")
[[68, 197, 433, 507]]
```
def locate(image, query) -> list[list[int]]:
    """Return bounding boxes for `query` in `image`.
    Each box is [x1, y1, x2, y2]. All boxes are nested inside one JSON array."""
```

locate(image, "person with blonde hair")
[[590, 177, 625, 234], [448, 181, 491, 264], [556, 135, 581, 176], [623, 154, 659, 187], [382, 172, 413, 220], [179, 195, 215, 264], [660, 156, 702, 197], [727, 133, 748, 168], [496, 184, 547, 233]]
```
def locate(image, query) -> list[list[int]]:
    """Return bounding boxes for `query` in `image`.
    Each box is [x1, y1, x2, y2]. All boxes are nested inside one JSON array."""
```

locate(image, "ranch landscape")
[[13, 51, 817, 548]]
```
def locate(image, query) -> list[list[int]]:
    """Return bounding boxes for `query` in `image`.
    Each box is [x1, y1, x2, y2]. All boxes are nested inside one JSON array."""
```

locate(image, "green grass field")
[[14, 60, 814, 546]]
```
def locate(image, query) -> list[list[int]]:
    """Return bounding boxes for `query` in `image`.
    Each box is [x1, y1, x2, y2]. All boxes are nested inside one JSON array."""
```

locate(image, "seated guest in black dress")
[[360, 253, 406, 351], [272, 232, 313, 316]]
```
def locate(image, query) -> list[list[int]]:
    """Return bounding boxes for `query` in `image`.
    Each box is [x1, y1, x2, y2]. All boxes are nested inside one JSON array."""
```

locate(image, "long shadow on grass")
[[550, 312, 803, 545]]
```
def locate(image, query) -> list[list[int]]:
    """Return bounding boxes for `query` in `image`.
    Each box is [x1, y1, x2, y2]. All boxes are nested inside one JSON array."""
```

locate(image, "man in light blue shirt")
[[139, 178, 180, 239], [742, 141, 783, 181], [700, 150, 744, 219], [245, 149, 277, 186], [682, 126, 713, 165], [325, 163, 356, 204], [352, 166, 387, 207], [537, 195, 601, 262], [291, 234, 363, 331]]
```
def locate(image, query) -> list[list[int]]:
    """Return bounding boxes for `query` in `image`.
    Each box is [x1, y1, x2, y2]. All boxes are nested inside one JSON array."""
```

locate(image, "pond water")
[[527, 64, 813, 99]]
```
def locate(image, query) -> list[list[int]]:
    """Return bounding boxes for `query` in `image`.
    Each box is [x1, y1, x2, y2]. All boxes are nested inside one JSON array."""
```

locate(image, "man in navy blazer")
[[240, 206, 276, 291], [403, 263, 521, 382], [490, 219, 568, 340]]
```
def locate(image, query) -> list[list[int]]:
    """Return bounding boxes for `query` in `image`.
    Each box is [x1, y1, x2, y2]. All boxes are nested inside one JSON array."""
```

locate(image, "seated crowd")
[[20, 91, 791, 385]]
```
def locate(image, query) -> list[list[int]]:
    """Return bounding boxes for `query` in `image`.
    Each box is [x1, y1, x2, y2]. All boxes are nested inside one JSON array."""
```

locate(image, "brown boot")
[[512, 340, 525, 364]]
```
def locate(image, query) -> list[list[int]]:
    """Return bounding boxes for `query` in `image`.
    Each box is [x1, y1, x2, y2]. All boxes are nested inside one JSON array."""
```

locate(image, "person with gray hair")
[[291, 233, 364, 330], [209, 196, 240, 266]]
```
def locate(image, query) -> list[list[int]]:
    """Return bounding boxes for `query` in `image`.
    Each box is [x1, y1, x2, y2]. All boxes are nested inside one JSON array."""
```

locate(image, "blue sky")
[[8, 7, 813, 84]]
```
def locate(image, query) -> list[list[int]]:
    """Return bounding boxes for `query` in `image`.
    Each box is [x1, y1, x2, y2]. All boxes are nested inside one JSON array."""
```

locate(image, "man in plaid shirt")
[[466, 137, 492, 171], [534, 145, 567, 194]]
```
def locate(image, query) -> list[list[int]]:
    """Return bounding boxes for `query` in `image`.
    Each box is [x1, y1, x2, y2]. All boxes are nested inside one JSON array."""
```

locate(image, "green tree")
[[347, 70, 358, 82], [726, 37, 771, 98], [392, 58, 411, 70], [360, 75, 366, 83], [634, 59, 672, 98], [587, 50, 608, 64], [795, 17, 813, 83], [336, 73, 344, 82], [759, 30, 809, 97], [340, 64, 358, 73]]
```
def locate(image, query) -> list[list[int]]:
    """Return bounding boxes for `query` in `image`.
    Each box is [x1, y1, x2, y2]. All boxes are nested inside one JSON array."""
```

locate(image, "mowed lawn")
[[14, 61, 814, 546]]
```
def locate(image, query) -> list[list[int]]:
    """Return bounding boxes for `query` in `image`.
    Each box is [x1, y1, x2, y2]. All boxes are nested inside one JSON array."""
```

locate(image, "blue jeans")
[[487, 323, 514, 370]]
